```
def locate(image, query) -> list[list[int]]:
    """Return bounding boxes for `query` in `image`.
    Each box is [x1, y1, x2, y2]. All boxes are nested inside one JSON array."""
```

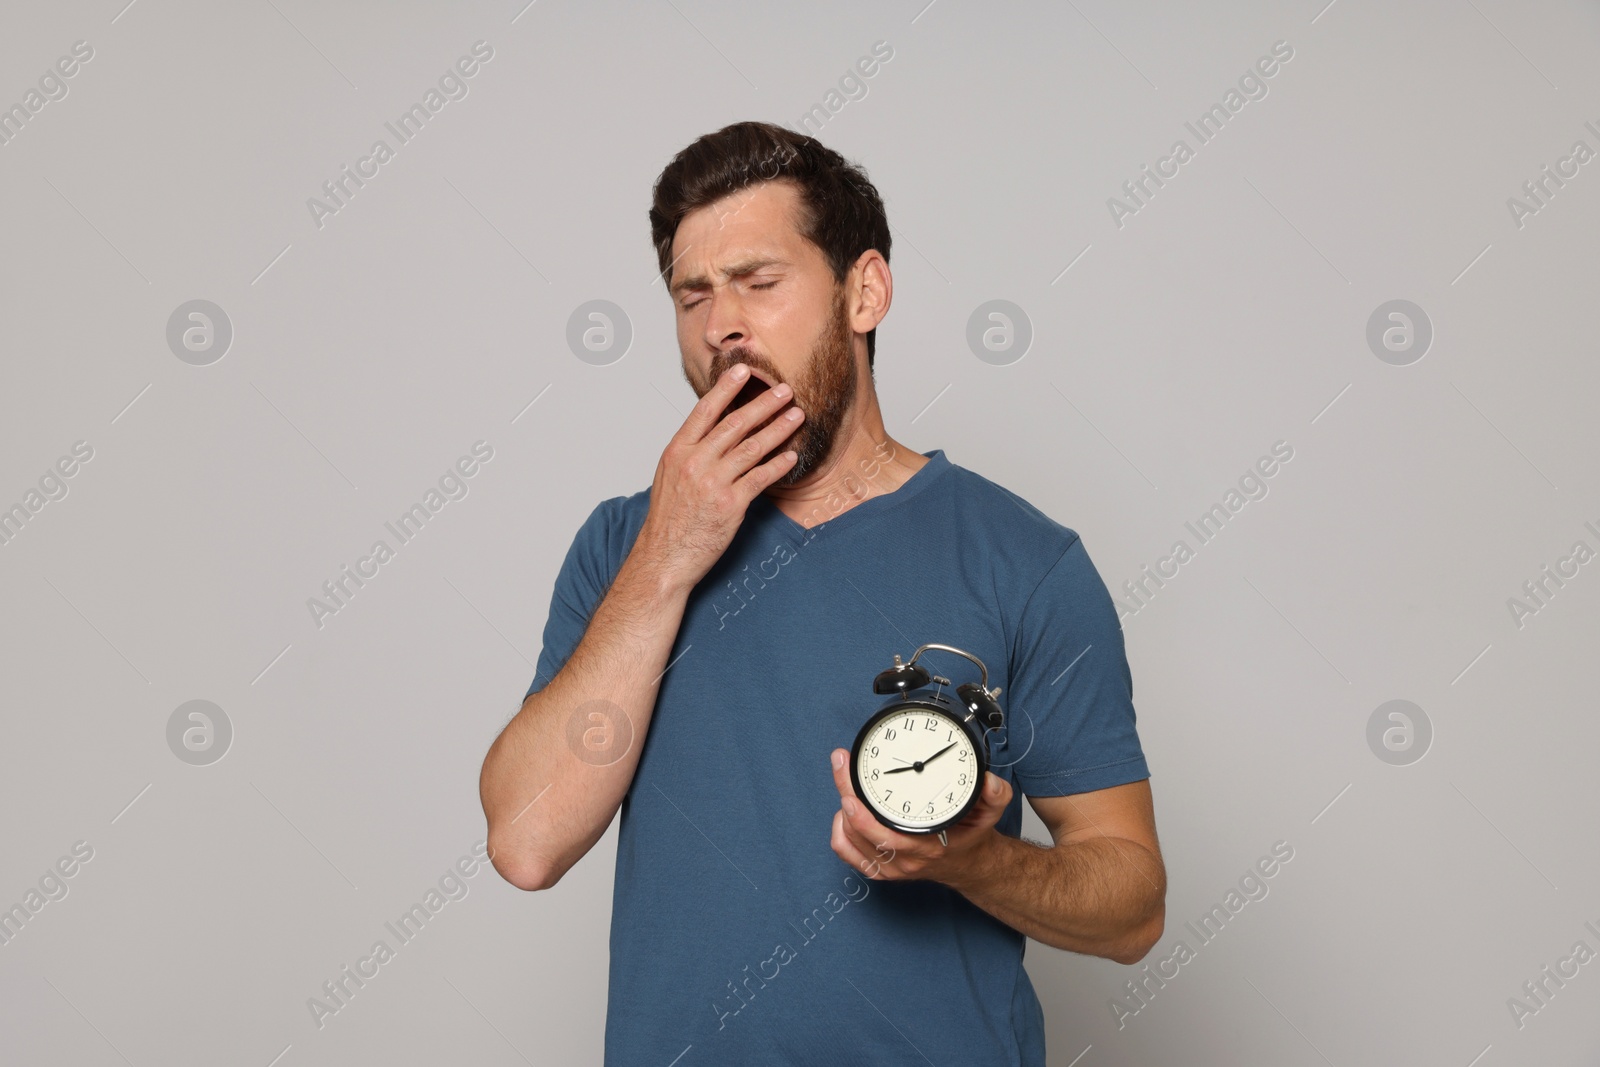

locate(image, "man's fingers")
[[728, 401, 804, 474], [831, 809, 878, 875], [732, 446, 800, 502], [830, 748, 855, 801], [986, 772, 1013, 809], [706, 379, 798, 459], [679, 363, 752, 443], [836, 808, 893, 874], [725, 396, 805, 505], [959, 773, 1012, 829]]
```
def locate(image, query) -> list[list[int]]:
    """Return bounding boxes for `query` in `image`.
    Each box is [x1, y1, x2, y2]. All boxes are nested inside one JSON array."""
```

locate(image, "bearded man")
[[480, 120, 1165, 1066]]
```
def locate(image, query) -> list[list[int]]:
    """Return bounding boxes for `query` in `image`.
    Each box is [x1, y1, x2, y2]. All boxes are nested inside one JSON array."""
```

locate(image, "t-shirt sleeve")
[[523, 498, 621, 701], [1005, 534, 1150, 796]]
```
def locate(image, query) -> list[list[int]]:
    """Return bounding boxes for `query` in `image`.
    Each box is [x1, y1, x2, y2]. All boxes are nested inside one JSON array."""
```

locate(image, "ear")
[[848, 250, 892, 336]]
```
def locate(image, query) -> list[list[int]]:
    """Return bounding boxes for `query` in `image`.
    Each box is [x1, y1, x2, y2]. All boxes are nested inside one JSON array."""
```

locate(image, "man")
[[479, 120, 1165, 1065]]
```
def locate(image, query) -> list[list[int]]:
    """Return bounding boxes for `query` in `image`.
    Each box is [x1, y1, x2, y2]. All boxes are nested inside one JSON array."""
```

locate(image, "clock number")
[[869, 768, 880, 780], [902, 801, 911, 813], [902, 717, 914, 729], [870, 745, 879, 757], [924, 802, 934, 814], [885, 728, 897, 740], [924, 718, 937, 731], [958, 773, 968, 785], [958, 750, 967, 761], [946, 729, 953, 741], [883, 789, 893, 800], [946, 792, 955, 803]]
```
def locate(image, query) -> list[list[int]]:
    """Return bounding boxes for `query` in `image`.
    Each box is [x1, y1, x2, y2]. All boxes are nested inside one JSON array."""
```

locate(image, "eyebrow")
[[670, 257, 788, 299]]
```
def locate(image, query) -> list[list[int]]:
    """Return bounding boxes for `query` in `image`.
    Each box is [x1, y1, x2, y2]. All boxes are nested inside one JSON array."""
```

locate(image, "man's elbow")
[[486, 834, 562, 892], [1111, 908, 1165, 965]]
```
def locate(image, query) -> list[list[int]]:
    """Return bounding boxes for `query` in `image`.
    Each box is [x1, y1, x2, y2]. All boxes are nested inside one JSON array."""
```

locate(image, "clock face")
[[853, 706, 981, 831]]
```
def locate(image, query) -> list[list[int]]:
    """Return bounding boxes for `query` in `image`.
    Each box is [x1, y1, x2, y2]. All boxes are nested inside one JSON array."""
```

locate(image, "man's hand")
[[632, 363, 805, 594], [828, 748, 1013, 885], [828, 749, 1166, 960]]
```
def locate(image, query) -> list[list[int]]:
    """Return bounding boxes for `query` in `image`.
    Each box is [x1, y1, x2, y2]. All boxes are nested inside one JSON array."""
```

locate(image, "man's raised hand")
[[633, 364, 805, 594]]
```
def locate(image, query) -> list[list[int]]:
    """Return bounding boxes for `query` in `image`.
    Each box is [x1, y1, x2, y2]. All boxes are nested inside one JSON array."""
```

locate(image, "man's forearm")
[[479, 551, 688, 891], [942, 831, 1165, 963]]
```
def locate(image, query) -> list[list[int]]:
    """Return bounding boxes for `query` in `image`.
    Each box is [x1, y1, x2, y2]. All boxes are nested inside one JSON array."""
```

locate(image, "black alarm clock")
[[849, 643, 1005, 845]]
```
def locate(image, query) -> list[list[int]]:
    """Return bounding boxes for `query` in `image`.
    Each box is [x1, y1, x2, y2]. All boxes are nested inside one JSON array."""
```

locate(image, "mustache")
[[712, 349, 780, 382]]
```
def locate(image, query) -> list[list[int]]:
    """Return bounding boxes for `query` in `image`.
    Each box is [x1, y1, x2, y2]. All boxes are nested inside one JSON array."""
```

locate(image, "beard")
[[690, 284, 857, 487]]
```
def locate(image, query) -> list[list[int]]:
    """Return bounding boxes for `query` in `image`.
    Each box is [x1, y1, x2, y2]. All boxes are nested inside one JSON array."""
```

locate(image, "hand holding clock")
[[829, 747, 1013, 886]]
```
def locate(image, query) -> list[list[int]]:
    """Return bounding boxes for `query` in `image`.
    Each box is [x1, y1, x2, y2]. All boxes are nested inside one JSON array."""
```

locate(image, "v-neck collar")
[[756, 449, 951, 546]]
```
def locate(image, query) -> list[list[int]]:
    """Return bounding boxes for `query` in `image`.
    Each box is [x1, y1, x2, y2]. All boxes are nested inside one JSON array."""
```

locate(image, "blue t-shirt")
[[526, 448, 1150, 1066]]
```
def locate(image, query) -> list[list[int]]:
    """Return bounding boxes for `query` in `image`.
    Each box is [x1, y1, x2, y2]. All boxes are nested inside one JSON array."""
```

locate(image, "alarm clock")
[[848, 643, 1005, 846]]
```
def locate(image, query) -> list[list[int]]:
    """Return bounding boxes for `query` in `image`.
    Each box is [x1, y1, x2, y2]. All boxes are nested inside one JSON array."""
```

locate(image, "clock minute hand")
[[921, 743, 957, 765]]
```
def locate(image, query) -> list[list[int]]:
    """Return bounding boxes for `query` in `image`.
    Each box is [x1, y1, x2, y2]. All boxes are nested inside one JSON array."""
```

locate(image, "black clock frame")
[[849, 691, 991, 836]]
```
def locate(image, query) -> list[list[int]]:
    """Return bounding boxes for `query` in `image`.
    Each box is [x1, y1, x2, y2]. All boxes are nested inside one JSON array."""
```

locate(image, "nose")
[[701, 287, 749, 354]]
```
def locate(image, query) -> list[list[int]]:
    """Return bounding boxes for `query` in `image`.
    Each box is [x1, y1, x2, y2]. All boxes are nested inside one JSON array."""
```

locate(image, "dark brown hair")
[[649, 120, 891, 369]]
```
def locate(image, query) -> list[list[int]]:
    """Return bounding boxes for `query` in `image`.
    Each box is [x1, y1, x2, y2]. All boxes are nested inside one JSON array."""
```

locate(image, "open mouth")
[[720, 364, 793, 435], [724, 364, 775, 406]]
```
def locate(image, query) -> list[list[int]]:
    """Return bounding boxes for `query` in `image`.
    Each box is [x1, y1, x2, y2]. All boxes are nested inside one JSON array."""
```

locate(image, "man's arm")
[[480, 364, 804, 892], [829, 755, 1165, 964], [942, 779, 1165, 963], [478, 551, 690, 892]]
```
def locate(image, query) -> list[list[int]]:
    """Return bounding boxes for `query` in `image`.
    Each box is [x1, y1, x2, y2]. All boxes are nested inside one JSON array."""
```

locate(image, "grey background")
[[2, 0, 1596, 1064]]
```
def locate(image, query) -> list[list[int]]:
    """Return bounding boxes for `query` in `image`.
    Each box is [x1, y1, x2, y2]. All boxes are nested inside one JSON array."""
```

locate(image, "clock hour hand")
[[880, 743, 959, 776]]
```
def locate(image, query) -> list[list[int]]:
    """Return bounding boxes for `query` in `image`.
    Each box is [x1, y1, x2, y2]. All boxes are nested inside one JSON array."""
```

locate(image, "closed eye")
[[682, 280, 776, 311]]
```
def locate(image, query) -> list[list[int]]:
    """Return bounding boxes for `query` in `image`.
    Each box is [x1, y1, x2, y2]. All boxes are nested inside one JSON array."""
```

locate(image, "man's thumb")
[[984, 772, 1011, 806]]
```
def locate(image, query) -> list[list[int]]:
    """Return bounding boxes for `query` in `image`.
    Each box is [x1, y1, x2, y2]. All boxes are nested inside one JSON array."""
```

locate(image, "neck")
[[763, 382, 926, 529]]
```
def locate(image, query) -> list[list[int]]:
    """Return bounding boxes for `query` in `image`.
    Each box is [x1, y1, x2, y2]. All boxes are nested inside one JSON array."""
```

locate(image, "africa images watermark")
[[709, 842, 896, 1034], [0, 39, 95, 148], [307, 441, 494, 629], [1111, 839, 1296, 1029], [307, 41, 495, 230], [1506, 917, 1600, 1031], [0, 440, 95, 549], [0, 840, 96, 949], [1106, 39, 1296, 229], [1117, 440, 1295, 618], [1504, 517, 1600, 631], [1505, 117, 1600, 231], [305, 840, 491, 1029], [794, 40, 894, 136]]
